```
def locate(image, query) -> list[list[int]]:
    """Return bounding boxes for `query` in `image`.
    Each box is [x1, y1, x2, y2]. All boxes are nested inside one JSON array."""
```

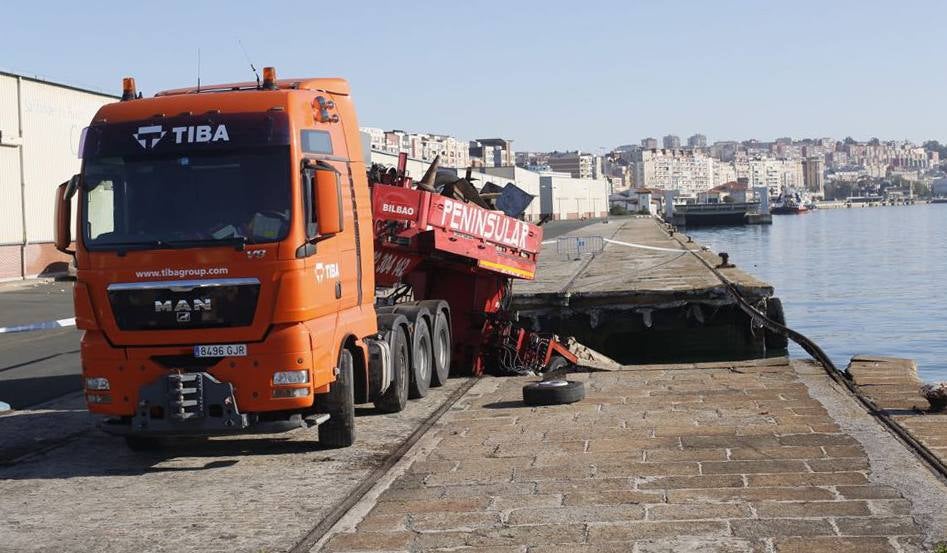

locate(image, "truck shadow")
[[0, 407, 374, 480]]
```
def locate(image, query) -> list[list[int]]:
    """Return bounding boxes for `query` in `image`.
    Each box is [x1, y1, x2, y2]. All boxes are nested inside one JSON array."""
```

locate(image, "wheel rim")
[[399, 343, 408, 393], [436, 327, 449, 370], [417, 335, 430, 381]]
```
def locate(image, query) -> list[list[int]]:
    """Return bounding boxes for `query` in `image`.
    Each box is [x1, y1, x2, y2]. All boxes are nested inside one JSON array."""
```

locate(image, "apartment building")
[[633, 149, 714, 196]]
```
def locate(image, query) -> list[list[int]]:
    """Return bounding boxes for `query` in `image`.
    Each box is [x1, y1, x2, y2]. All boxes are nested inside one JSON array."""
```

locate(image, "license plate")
[[193, 344, 247, 357]]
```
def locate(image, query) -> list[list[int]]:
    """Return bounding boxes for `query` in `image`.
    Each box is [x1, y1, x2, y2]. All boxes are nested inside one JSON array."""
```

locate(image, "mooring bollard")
[[716, 252, 735, 268]]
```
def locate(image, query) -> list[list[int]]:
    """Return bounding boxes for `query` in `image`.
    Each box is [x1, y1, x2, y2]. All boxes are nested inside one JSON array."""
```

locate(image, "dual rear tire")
[[374, 323, 410, 413]]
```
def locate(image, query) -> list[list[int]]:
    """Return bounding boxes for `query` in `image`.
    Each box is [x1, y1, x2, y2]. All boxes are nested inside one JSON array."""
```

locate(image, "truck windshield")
[[82, 147, 291, 250]]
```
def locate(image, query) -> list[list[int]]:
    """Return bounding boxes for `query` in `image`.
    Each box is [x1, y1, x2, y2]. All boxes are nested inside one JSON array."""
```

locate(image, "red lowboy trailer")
[[370, 154, 576, 376]]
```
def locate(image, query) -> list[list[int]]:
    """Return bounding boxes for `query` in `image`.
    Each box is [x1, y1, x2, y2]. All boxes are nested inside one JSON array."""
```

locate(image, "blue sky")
[[5, 1, 946, 151]]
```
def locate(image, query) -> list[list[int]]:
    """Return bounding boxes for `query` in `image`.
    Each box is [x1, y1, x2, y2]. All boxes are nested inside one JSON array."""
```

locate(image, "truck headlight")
[[85, 377, 110, 391], [273, 370, 309, 385]]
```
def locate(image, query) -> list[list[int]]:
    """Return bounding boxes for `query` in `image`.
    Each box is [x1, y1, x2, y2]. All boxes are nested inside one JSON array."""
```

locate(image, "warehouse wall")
[[0, 72, 115, 280]]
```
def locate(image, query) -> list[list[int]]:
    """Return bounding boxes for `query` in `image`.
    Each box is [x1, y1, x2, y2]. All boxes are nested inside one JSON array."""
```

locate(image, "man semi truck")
[[55, 68, 572, 450]]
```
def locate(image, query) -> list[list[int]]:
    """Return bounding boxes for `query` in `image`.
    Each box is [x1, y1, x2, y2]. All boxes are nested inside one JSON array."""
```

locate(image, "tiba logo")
[[133, 124, 230, 149]]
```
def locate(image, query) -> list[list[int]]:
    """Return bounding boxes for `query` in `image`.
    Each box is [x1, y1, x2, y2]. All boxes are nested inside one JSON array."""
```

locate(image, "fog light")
[[86, 393, 112, 404], [272, 388, 310, 399], [85, 377, 110, 391], [273, 370, 309, 385]]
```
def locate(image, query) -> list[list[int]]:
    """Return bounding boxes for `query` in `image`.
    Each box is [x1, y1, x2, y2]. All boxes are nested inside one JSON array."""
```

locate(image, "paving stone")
[[773, 536, 896, 553], [535, 478, 635, 494], [729, 518, 837, 538], [646, 503, 751, 520], [414, 524, 587, 548], [750, 500, 871, 517], [834, 516, 922, 536], [643, 448, 728, 462], [745, 471, 868, 487], [835, 485, 903, 500], [488, 494, 562, 512], [324, 531, 414, 552], [507, 504, 644, 525], [593, 461, 701, 478], [776, 433, 858, 446], [805, 457, 870, 472], [700, 460, 809, 474], [409, 511, 501, 532], [666, 487, 836, 503], [637, 474, 745, 490], [562, 490, 666, 506], [727, 446, 824, 460], [588, 520, 730, 542], [371, 497, 492, 516]]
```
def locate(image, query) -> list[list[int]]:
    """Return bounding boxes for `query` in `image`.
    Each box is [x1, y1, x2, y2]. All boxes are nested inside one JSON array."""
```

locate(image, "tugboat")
[[771, 187, 810, 214]]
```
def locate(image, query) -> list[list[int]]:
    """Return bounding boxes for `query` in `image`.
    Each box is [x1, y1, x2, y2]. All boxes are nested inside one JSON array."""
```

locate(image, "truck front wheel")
[[316, 349, 356, 448]]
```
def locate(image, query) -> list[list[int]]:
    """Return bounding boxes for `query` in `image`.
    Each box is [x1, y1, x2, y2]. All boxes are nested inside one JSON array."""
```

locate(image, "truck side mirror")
[[312, 167, 343, 235], [54, 174, 80, 254]]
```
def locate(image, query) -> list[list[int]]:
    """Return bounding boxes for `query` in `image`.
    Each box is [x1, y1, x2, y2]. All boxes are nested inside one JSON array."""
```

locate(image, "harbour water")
[[686, 204, 947, 382]]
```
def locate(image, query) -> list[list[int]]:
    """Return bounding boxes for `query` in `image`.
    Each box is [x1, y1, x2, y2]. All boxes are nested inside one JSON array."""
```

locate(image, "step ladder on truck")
[[53, 67, 576, 450]]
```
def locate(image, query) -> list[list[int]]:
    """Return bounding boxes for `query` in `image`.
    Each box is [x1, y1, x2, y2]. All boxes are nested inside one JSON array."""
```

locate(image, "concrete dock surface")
[[515, 216, 771, 303], [324, 357, 947, 553]]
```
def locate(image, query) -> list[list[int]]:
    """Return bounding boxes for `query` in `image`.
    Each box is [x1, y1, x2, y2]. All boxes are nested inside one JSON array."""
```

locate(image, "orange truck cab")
[[56, 69, 389, 448], [56, 68, 565, 450]]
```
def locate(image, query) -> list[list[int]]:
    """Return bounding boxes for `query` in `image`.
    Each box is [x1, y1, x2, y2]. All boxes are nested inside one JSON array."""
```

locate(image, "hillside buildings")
[[361, 128, 515, 169], [687, 134, 708, 148]]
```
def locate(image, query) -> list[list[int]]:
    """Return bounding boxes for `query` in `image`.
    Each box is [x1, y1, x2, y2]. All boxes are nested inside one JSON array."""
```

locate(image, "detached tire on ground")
[[374, 324, 410, 413], [522, 380, 586, 406], [764, 297, 789, 350], [315, 348, 356, 448]]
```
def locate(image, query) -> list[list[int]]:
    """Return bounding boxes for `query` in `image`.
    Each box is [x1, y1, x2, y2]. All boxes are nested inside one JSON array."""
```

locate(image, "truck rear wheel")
[[429, 308, 451, 387], [374, 325, 409, 413], [408, 319, 432, 399], [316, 348, 356, 448]]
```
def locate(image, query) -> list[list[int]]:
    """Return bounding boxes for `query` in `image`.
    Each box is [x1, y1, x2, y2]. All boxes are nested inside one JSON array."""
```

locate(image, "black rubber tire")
[[316, 348, 356, 448], [522, 380, 585, 406], [124, 436, 162, 452], [764, 297, 789, 350], [374, 325, 409, 413], [408, 319, 432, 399], [428, 308, 451, 386]]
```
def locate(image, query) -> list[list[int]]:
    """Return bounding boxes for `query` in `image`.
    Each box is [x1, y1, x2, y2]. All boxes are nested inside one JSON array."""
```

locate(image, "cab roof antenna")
[[196, 48, 201, 93], [238, 39, 261, 88]]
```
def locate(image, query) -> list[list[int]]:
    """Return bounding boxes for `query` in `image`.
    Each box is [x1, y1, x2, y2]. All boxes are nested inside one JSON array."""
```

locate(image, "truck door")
[[335, 160, 360, 309]]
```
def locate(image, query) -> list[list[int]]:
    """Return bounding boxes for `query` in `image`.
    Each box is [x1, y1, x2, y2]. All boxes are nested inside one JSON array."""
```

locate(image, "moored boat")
[[771, 187, 810, 214]]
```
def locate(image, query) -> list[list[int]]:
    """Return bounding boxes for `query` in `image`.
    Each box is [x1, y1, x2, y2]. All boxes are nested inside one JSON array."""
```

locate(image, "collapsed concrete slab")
[[513, 217, 780, 364]]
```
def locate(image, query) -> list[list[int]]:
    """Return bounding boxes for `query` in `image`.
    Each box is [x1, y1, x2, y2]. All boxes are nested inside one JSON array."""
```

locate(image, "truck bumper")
[[100, 372, 308, 437]]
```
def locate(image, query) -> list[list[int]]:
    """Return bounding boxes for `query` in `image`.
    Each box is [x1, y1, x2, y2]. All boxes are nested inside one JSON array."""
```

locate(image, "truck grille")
[[107, 277, 260, 331]]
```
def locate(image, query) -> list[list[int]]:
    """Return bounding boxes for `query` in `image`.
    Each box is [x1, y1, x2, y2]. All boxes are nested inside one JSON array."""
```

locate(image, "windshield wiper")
[[90, 237, 246, 255], [160, 236, 247, 251]]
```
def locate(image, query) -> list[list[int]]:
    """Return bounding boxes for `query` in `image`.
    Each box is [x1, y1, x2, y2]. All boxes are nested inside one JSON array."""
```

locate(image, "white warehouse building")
[[0, 71, 116, 280]]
